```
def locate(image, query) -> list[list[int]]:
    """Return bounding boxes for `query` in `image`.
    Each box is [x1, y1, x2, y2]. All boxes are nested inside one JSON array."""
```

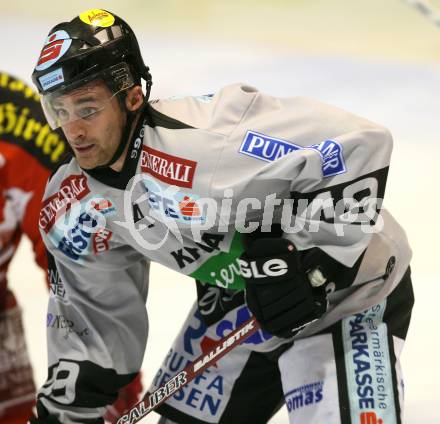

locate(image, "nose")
[[62, 119, 87, 142]]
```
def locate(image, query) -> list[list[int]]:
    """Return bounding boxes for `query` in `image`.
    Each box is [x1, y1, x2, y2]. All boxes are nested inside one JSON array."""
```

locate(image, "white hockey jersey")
[[37, 84, 411, 421]]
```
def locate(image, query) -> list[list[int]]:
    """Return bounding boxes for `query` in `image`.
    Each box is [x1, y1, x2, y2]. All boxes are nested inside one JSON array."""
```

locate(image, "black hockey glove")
[[239, 237, 328, 338]]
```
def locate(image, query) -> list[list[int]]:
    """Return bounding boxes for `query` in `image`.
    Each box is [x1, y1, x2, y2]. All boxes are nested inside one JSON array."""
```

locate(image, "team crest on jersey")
[[239, 130, 346, 178]]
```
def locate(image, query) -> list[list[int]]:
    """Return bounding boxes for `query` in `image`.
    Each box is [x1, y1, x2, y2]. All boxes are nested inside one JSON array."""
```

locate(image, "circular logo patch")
[[79, 9, 115, 27], [35, 30, 72, 71]]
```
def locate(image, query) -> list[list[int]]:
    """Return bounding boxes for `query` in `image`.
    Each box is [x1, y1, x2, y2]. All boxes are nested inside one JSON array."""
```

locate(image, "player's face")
[[54, 80, 126, 170]]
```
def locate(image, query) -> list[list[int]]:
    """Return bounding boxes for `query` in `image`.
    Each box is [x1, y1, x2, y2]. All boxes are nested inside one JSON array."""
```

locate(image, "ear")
[[125, 85, 144, 112]]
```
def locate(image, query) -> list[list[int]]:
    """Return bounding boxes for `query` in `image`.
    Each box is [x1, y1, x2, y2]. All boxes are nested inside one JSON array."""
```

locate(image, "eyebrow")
[[53, 95, 100, 108], [73, 96, 100, 104]]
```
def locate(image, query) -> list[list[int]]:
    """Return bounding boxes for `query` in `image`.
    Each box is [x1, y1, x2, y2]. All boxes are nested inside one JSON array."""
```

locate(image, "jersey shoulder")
[[44, 157, 82, 196], [282, 96, 389, 133], [40, 158, 91, 233], [148, 83, 259, 136], [236, 94, 393, 155]]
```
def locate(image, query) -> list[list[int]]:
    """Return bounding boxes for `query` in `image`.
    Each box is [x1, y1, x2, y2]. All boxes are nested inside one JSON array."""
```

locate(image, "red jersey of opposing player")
[[0, 71, 142, 424], [0, 71, 68, 423]]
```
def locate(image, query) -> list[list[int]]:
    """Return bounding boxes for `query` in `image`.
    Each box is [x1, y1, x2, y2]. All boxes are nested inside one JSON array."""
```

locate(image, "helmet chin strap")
[[91, 110, 136, 170]]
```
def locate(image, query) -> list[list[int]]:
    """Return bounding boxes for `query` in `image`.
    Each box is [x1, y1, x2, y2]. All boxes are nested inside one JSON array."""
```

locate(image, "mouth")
[[73, 144, 95, 157]]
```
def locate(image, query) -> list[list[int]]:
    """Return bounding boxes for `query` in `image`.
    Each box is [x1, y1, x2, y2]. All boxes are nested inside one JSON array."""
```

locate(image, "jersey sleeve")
[[289, 127, 390, 269], [17, 155, 52, 277], [0, 142, 48, 299], [37, 233, 149, 421], [282, 124, 391, 268], [218, 86, 393, 271]]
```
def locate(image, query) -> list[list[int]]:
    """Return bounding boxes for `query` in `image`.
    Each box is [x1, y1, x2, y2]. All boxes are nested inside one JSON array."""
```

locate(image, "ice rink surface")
[[2, 12, 440, 424]]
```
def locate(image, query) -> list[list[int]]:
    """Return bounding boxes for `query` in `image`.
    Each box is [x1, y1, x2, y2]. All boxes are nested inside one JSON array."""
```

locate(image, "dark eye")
[[78, 106, 99, 119], [54, 108, 69, 123]]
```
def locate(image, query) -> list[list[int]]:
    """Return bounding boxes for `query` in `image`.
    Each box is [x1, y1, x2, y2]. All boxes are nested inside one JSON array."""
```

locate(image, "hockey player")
[[30, 9, 414, 424], [0, 71, 68, 424], [0, 71, 142, 424]]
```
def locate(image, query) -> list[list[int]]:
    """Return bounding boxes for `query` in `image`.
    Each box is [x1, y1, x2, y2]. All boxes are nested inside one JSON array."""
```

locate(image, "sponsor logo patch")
[[342, 302, 396, 424], [150, 306, 270, 421], [48, 269, 67, 304], [41, 182, 115, 262], [141, 146, 197, 188], [46, 313, 89, 338], [169, 232, 224, 269], [239, 130, 301, 162], [54, 196, 115, 261], [39, 68, 64, 90], [35, 30, 72, 71], [360, 411, 384, 424], [190, 232, 245, 290], [92, 228, 112, 254], [57, 211, 101, 261], [39, 174, 90, 233], [238, 258, 288, 279], [183, 307, 272, 358], [285, 381, 324, 412], [308, 140, 346, 177], [153, 349, 223, 419], [79, 9, 115, 27], [142, 177, 205, 224], [179, 196, 201, 218], [239, 130, 346, 178], [90, 198, 116, 215]]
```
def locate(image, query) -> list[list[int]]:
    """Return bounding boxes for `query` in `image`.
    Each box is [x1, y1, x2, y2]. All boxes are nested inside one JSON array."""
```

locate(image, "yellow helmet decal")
[[79, 9, 115, 28]]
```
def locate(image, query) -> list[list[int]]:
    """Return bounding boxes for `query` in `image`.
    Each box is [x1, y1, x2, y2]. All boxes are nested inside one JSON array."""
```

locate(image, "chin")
[[76, 158, 98, 170]]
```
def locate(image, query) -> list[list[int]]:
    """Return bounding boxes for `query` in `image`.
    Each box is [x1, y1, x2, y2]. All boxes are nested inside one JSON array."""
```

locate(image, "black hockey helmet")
[[31, 8, 152, 130]]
